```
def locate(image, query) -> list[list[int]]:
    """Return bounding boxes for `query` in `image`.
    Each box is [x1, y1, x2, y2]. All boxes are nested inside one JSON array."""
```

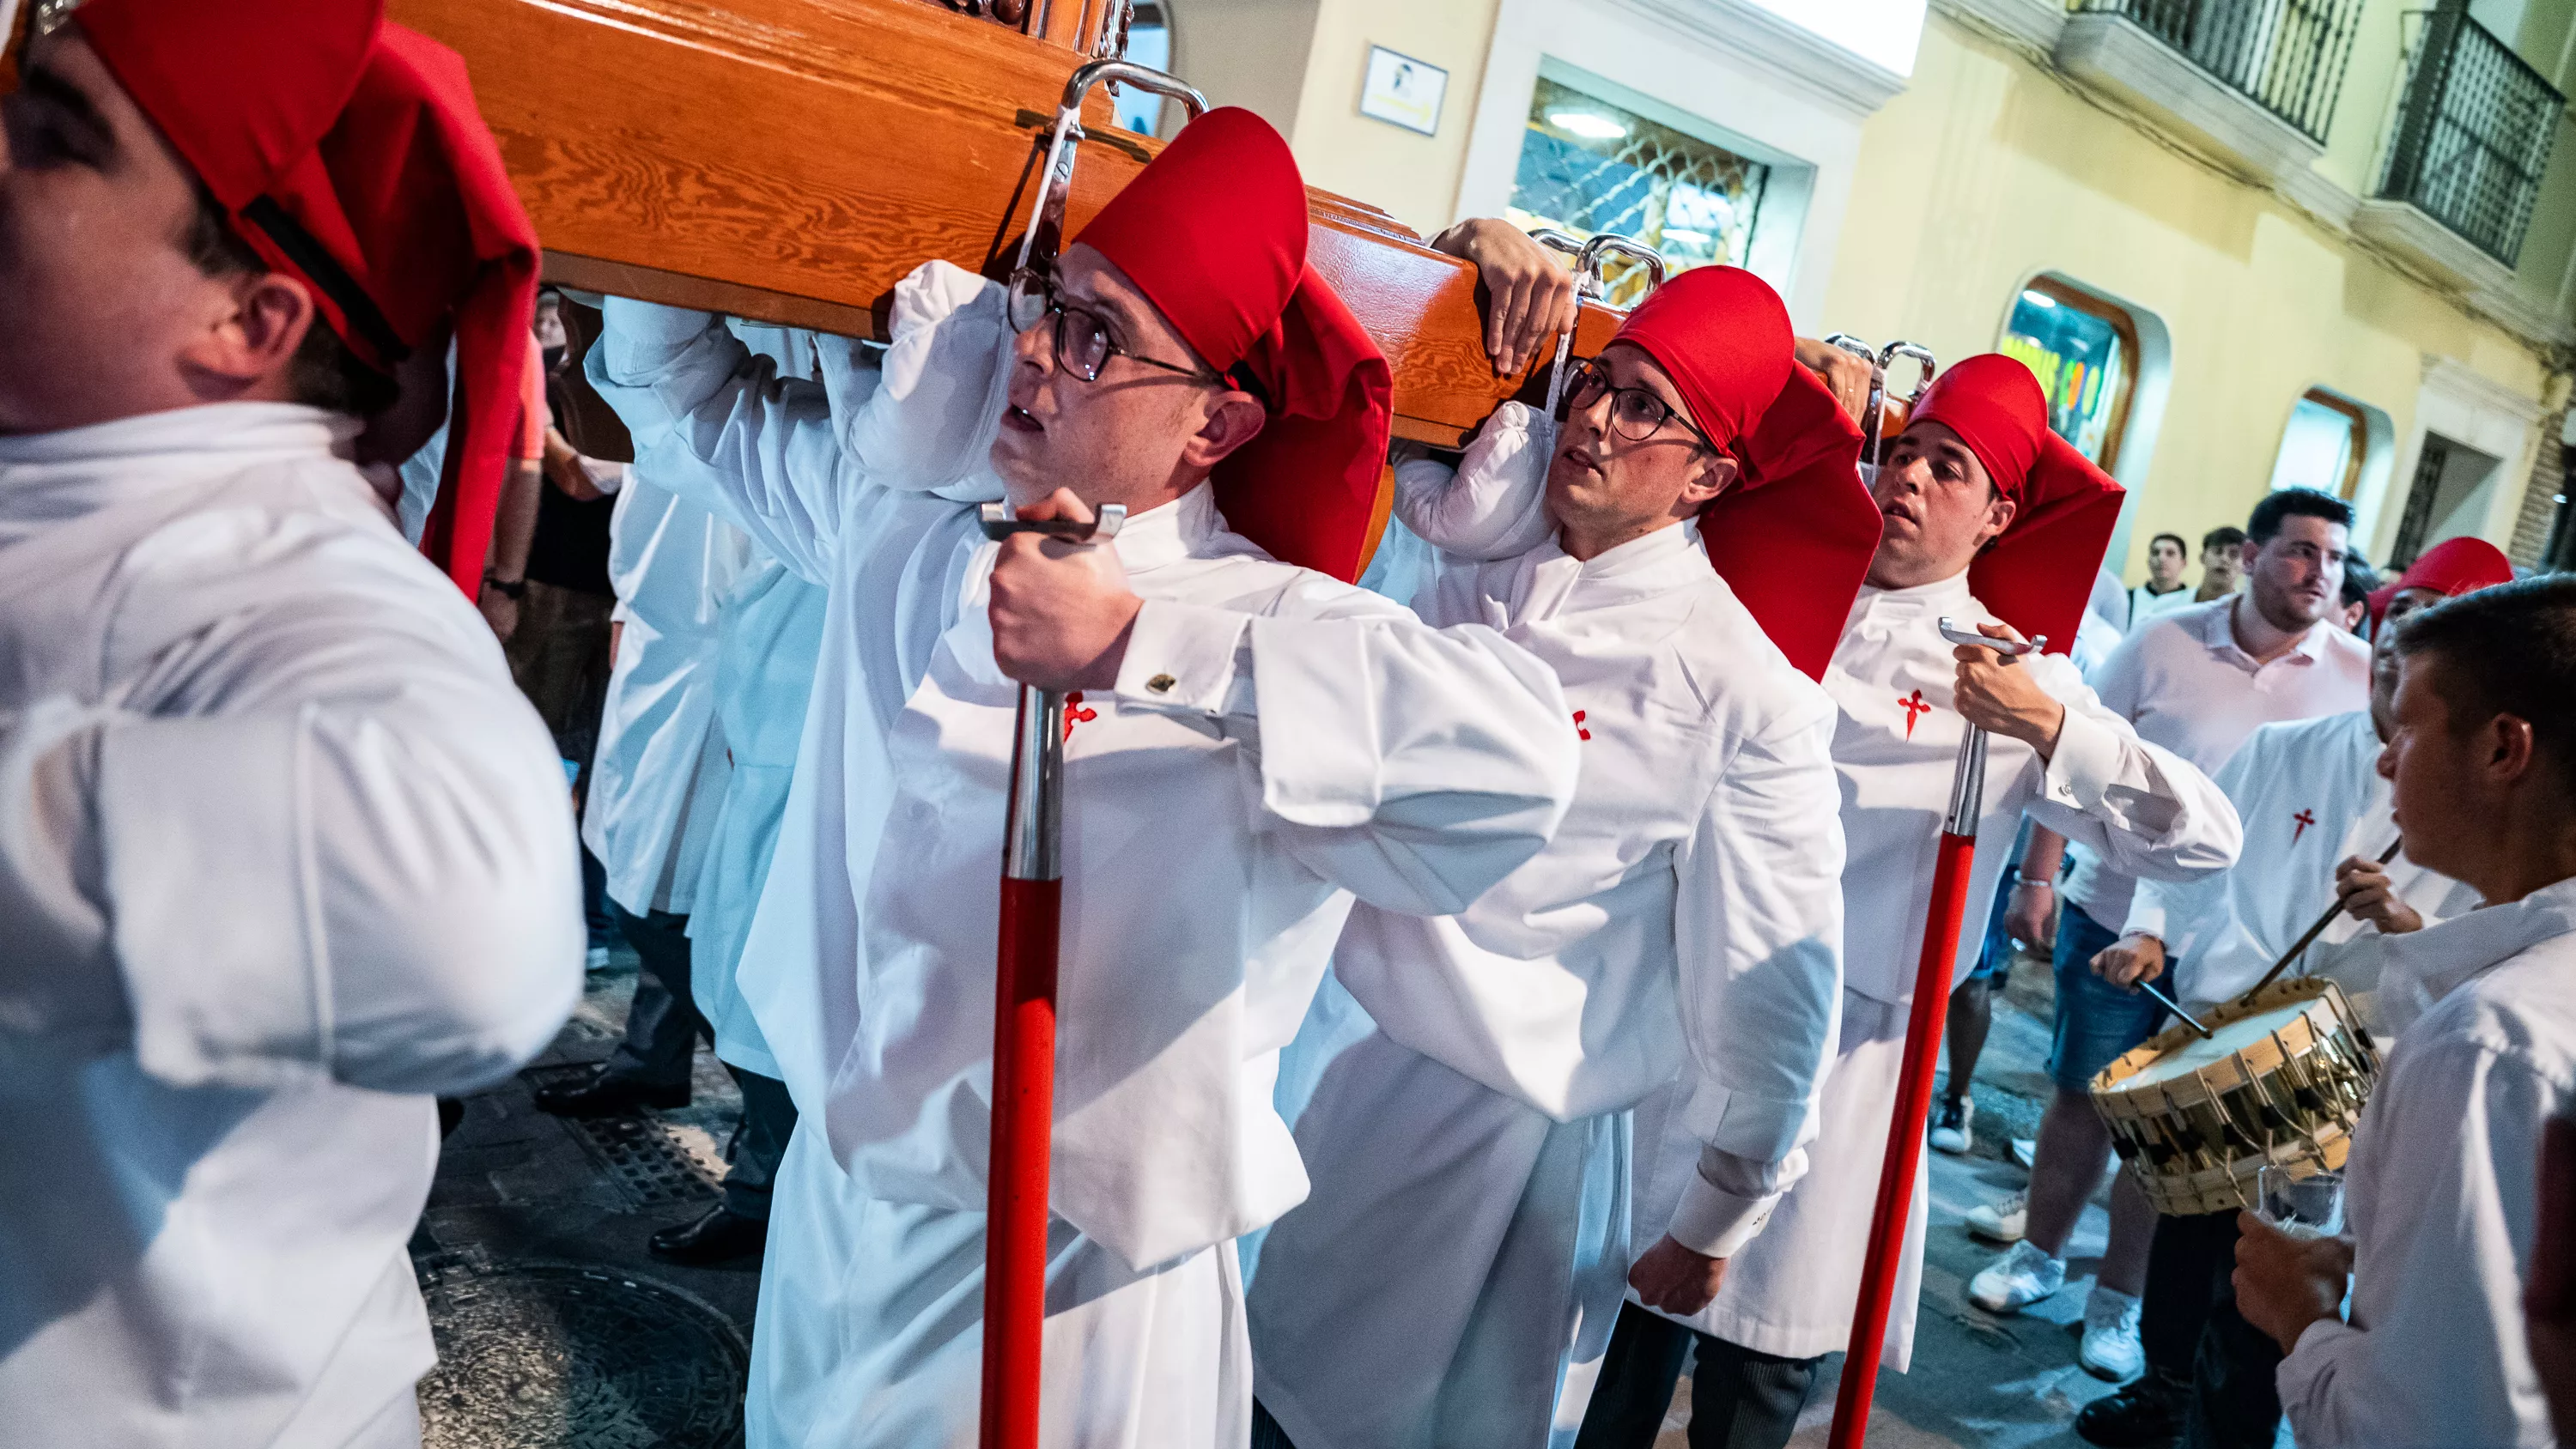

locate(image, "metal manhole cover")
[[416, 1260, 747, 1449]]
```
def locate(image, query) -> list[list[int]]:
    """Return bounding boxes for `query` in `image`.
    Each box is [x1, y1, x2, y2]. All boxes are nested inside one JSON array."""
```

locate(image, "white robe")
[[580, 474, 750, 916], [0, 403, 583, 1449], [2123, 708, 2479, 1028], [587, 270, 1581, 1448], [1249, 414, 1847, 1449], [1644, 570, 2242, 1367]]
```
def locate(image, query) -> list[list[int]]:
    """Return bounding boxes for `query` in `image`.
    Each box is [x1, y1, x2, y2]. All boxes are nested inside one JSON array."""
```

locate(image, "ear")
[[1179, 390, 1267, 471], [174, 271, 318, 402], [1677, 450, 1740, 511], [1981, 491, 2019, 546], [2488, 713, 2538, 785]]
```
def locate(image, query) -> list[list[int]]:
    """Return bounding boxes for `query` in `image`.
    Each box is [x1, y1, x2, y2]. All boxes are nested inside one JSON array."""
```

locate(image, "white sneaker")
[[585, 943, 613, 972], [2080, 1286, 2145, 1382], [2011, 1137, 2038, 1168], [1968, 1240, 2066, 1313], [1965, 1191, 2028, 1243], [1929, 1097, 1975, 1155]]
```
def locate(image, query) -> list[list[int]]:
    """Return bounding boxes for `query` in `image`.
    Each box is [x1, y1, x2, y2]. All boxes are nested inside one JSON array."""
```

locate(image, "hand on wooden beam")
[[1431, 219, 1579, 380]]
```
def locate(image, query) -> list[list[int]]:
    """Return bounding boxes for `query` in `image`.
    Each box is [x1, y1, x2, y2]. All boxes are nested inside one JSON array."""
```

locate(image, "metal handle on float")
[[1826, 616, 2041, 1449], [1874, 341, 1937, 465], [975, 499, 1126, 1449], [1014, 59, 1212, 275], [1539, 233, 1668, 419]]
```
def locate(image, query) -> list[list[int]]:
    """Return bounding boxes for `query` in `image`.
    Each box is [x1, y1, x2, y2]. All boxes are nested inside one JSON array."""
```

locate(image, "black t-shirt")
[[524, 358, 618, 597]]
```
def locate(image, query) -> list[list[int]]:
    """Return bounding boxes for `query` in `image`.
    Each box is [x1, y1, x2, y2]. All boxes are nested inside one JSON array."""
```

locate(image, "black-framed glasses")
[[1561, 361, 1716, 451], [1005, 267, 1227, 386]]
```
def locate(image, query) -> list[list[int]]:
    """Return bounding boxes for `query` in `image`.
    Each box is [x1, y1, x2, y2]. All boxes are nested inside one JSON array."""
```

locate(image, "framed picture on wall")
[[1360, 45, 1447, 136]]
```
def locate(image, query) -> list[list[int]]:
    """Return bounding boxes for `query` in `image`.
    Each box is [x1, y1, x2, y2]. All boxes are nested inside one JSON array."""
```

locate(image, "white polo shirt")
[[2062, 597, 2370, 931]]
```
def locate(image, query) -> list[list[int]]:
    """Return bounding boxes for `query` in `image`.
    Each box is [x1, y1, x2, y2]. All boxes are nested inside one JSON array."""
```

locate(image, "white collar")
[[2391, 876, 2576, 1009], [1516, 518, 1714, 619], [1111, 482, 1226, 573], [2193, 594, 2330, 667], [0, 403, 355, 470]]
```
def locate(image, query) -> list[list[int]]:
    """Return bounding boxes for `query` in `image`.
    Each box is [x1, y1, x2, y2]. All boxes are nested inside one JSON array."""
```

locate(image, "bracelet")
[[483, 573, 528, 600], [2014, 877, 2053, 891]]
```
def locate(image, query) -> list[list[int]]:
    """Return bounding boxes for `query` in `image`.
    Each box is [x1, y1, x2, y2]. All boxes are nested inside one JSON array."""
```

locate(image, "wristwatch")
[[483, 573, 528, 600]]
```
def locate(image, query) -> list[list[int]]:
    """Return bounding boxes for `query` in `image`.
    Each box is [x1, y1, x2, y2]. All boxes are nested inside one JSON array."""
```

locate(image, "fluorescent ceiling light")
[[1548, 111, 1628, 140], [2020, 290, 2058, 309]]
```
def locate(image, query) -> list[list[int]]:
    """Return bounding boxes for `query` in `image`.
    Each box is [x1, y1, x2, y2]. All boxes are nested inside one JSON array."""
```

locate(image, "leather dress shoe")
[[531, 1064, 689, 1118], [650, 1205, 769, 1265], [2075, 1368, 2188, 1447]]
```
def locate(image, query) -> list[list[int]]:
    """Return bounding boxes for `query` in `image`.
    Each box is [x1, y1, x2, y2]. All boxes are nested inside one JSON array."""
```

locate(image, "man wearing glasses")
[[586, 108, 1581, 1447], [1245, 265, 1873, 1449]]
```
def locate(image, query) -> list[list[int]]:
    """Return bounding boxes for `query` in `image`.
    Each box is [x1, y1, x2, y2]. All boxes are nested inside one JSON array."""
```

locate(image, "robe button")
[[1146, 673, 1177, 694]]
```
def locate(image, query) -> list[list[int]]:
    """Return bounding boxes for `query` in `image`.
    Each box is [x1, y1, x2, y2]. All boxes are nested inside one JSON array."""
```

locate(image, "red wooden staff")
[[976, 54, 1204, 1449], [1826, 620, 2038, 1449]]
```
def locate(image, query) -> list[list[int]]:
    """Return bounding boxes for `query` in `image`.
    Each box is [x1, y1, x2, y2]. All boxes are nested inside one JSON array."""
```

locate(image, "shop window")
[[2269, 389, 2379, 500], [2000, 276, 2140, 471], [1112, 4, 1172, 136], [1504, 73, 1770, 306]]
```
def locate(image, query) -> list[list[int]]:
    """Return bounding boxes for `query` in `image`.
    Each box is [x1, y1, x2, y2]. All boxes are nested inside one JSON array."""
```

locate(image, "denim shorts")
[[2045, 902, 2174, 1093], [1963, 865, 2020, 985]]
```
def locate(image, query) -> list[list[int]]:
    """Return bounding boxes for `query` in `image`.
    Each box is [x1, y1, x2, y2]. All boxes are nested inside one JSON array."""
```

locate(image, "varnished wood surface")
[[394, 0, 1623, 445]]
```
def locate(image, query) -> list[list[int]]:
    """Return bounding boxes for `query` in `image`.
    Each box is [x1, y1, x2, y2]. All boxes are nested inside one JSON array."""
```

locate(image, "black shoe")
[[531, 1065, 690, 1118], [649, 1205, 768, 1265], [2075, 1370, 2188, 1447]]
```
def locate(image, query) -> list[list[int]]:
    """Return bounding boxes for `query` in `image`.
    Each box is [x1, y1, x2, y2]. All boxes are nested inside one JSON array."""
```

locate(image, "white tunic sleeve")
[[1390, 402, 1558, 563], [587, 300, 858, 585], [1109, 578, 1582, 916], [2122, 726, 2268, 953], [0, 588, 582, 1098], [2276, 1034, 2550, 1449], [1662, 697, 1847, 1256], [2022, 656, 2241, 891]]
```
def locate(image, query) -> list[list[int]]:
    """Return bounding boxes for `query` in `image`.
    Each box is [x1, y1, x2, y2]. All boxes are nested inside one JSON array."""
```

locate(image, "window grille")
[[2378, 0, 2565, 266], [1506, 76, 1768, 306], [2076, 0, 2365, 142]]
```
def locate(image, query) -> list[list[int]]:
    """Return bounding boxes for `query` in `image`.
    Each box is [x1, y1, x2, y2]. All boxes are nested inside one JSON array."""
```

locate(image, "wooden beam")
[[392, 0, 1619, 445]]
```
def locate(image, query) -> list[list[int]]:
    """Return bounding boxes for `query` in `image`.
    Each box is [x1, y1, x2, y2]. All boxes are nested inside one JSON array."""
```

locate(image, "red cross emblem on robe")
[[2292, 808, 2316, 846], [1898, 689, 1932, 739], [1573, 709, 1591, 742], [1064, 691, 1098, 741]]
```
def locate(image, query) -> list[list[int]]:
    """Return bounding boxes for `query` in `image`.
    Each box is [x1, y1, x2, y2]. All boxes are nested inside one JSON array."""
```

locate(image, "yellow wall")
[[1284, 0, 1504, 236], [1818, 11, 2553, 581]]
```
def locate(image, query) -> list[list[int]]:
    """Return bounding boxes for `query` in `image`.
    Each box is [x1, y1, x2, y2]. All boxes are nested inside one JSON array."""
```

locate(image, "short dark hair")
[[2393, 574, 2576, 803], [2148, 531, 2188, 556], [2341, 557, 2380, 609], [181, 184, 398, 417], [2202, 525, 2247, 552], [2247, 487, 2353, 544]]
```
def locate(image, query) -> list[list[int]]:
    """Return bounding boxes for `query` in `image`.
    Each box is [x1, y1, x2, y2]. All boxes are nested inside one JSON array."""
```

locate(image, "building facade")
[[1141, 0, 2576, 579]]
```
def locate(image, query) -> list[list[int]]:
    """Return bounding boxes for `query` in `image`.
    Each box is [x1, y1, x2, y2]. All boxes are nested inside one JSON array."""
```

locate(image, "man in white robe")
[[2071, 533, 2515, 1449], [586, 108, 1581, 1448], [1248, 266, 1874, 1449], [0, 8, 580, 1446], [1575, 354, 2239, 1447], [2233, 576, 2576, 1449]]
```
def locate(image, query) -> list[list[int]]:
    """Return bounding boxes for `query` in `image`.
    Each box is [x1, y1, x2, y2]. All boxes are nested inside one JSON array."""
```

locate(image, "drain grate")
[[416, 1259, 747, 1449], [522, 1064, 721, 1209]]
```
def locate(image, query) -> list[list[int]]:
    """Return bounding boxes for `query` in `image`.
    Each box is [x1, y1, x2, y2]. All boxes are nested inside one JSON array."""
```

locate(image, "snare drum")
[[2088, 977, 2380, 1216]]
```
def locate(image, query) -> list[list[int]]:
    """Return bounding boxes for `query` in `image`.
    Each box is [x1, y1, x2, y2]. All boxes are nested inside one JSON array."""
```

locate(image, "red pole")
[[981, 871, 1060, 1449]]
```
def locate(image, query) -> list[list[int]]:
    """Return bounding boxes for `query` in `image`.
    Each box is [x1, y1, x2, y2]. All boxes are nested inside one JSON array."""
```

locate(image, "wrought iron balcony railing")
[[2378, 1, 2566, 266], [2077, 0, 2365, 143]]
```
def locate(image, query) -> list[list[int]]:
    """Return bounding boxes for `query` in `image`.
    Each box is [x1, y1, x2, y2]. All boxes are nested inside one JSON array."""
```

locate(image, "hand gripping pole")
[[976, 500, 1125, 1449], [1825, 618, 2038, 1449]]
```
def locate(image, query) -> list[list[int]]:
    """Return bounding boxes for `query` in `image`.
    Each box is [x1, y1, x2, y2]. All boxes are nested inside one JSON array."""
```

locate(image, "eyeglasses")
[[1561, 361, 1715, 451], [1005, 267, 1227, 386]]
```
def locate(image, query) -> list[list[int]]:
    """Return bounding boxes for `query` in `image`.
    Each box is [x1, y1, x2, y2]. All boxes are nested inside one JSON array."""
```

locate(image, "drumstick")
[[2245, 835, 2408, 998], [2134, 976, 2213, 1039]]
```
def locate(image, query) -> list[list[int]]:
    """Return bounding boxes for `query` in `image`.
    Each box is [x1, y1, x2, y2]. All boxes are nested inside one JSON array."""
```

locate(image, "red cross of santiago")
[[1898, 689, 1932, 739], [1063, 691, 1097, 741], [1573, 709, 1591, 742], [2292, 808, 2316, 845]]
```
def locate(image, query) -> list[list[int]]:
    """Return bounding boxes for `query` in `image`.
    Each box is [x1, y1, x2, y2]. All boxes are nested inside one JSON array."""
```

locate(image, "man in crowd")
[[2073, 533, 2513, 1448], [2234, 575, 2576, 1448], [1577, 355, 2239, 1448], [2193, 525, 2245, 603], [2129, 531, 2193, 631], [1965, 488, 2370, 1381], [0, 3, 583, 1444], [1248, 265, 1871, 1449], [588, 108, 1581, 1446]]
